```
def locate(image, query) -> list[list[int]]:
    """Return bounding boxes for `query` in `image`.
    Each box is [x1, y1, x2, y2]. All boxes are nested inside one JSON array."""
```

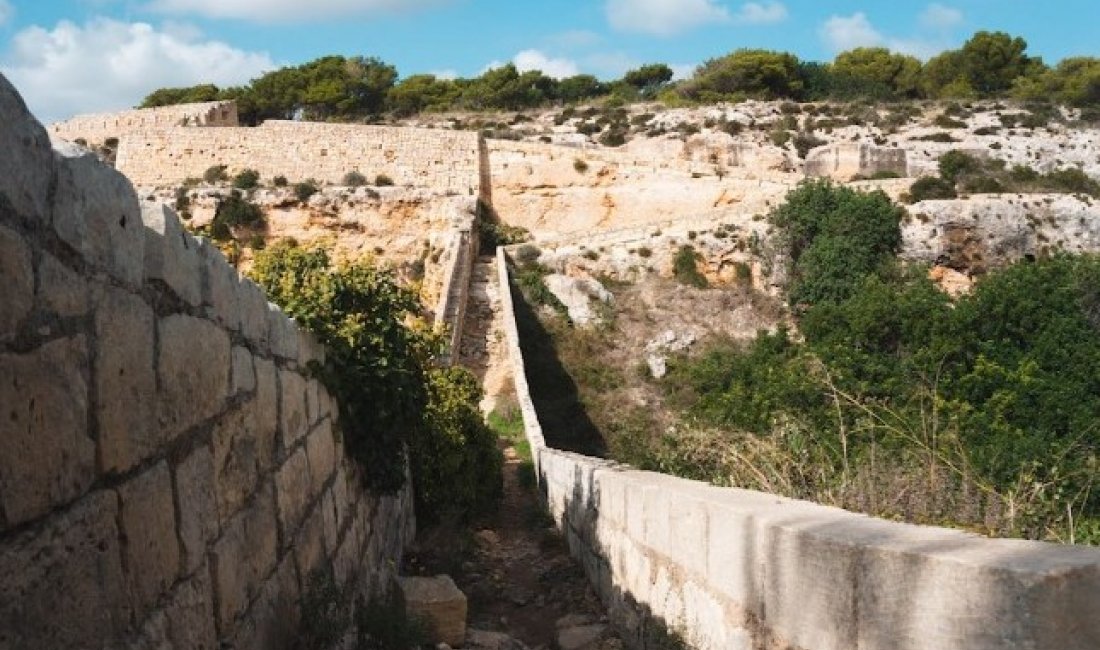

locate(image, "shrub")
[[637, 246, 653, 258], [343, 171, 368, 187], [211, 191, 264, 241], [573, 158, 589, 173], [203, 164, 228, 184], [938, 150, 983, 184], [933, 114, 967, 129], [251, 243, 502, 518], [770, 130, 792, 147], [374, 174, 395, 187], [673, 245, 708, 288], [294, 179, 320, 202], [514, 244, 542, 266], [793, 132, 826, 159], [769, 180, 902, 308], [914, 132, 960, 142], [906, 176, 958, 203], [232, 168, 260, 190], [272, 175, 289, 187], [173, 186, 190, 212], [599, 128, 627, 147]]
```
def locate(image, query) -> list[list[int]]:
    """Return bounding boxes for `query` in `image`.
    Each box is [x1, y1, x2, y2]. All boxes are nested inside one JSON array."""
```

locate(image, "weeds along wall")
[[113, 121, 486, 198], [0, 76, 414, 650], [495, 247, 1100, 650], [49, 100, 240, 146]]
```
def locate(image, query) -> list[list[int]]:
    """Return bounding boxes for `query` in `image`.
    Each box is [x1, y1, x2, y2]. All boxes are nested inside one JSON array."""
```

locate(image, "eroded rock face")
[[804, 143, 908, 181], [544, 274, 613, 326]]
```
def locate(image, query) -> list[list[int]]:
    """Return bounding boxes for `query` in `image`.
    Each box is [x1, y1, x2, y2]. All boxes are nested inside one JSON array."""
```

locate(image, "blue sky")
[[1, 0, 1097, 123]]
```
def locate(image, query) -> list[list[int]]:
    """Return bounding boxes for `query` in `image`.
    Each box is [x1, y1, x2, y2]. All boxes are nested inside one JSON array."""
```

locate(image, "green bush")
[[272, 175, 289, 187], [343, 171, 368, 187], [250, 242, 501, 518], [203, 164, 228, 184], [769, 180, 903, 308], [374, 174, 395, 187], [232, 168, 260, 190], [295, 179, 320, 202], [673, 245, 708, 288], [573, 158, 589, 173], [211, 191, 264, 241], [938, 150, 983, 184], [906, 176, 958, 203]]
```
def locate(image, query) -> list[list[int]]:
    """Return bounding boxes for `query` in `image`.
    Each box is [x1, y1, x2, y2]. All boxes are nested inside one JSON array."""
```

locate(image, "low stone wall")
[[49, 100, 239, 145], [495, 249, 1100, 650], [0, 76, 414, 650], [114, 121, 485, 197], [804, 143, 908, 181]]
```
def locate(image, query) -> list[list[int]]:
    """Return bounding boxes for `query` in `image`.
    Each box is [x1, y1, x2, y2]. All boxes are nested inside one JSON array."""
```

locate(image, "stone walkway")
[[457, 255, 513, 415]]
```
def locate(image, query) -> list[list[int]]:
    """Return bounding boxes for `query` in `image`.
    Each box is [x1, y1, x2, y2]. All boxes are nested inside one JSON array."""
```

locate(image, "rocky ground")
[[404, 443, 622, 650]]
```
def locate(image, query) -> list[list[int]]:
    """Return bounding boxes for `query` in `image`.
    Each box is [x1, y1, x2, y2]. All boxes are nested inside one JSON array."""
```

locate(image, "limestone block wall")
[[49, 100, 239, 145], [0, 76, 414, 650], [115, 122, 485, 197], [804, 143, 908, 181], [488, 140, 794, 239], [496, 248, 1100, 650]]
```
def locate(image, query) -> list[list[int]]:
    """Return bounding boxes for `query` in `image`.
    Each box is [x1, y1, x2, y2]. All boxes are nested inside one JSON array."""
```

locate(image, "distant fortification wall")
[[0, 76, 413, 650], [496, 247, 1100, 650], [49, 100, 239, 145], [115, 122, 486, 197]]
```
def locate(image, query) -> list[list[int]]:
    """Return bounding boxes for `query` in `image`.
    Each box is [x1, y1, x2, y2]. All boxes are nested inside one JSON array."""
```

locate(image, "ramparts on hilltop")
[[48, 100, 239, 145]]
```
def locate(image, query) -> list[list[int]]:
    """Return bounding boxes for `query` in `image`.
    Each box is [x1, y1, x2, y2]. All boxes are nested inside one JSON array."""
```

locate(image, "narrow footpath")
[[406, 255, 624, 650]]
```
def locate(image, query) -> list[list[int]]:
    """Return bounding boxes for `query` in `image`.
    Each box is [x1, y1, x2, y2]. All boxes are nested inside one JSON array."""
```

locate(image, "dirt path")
[[407, 443, 621, 650]]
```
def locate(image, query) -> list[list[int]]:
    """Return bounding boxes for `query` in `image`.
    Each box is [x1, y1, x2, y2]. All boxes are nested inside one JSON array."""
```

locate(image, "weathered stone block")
[[399, 575, 467, 647], [142, 201, 202, 305], [52, 142, 145, 287], [275, 446, 313, 540], [238, 279, 270, 350], [158, 313, 230, 438], [0, 491, 127, 650], [228, 554, 300, 650], [200, 238, 241, 331], [321, 489, 338, 555], [174, 445, 218, 573], [293, 505, 329, 585], [211, 482, 278, 631], [213, 400, 262, 524], [278, 368, 308, 447], [94, 284, 156, 474], [856, 531, 1100, 650], [231, 345, 256, 396], [0, 335, 94, 527], [36, 251, 88, 319], [118, 461, 180, 616], [306, 419, 336, 494], [0, 224, 32, 342], [163, 565, 217, 650], [268, 303, 299, 362], [0, 75, 55, 224], [254, 356, 279, 471]]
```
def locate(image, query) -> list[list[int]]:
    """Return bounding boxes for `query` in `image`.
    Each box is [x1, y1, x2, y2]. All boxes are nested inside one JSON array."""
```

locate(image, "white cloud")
[[606, 0, 729, 37], [145, 0, 445, 22], [1, 18, 275, 123], [820, 12, 883, 52], [585, 52, 638, 78], [732, 1, 787, 25], [513, 50, 579, 79], [920, 3, 963, 30], [0, 0, 14, 26]]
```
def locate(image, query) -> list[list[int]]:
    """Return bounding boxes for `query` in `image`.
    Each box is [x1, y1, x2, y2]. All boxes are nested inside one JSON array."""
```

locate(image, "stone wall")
[[496, 248, 1100, 650], [487, 139, 794, 240], [0, 76, 414, 650], [49, 100, 239, 145], [803, 143, 908, 181], [114, 121, 485, 197]]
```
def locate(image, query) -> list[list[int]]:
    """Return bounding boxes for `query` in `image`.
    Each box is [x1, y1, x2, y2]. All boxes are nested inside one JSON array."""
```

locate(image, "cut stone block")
[[157, 313, 230, 439], [0, 224, 32, 342], [117, 461, 180, 617], [0, 335, 94, 527], [398, 575, 467, 647]]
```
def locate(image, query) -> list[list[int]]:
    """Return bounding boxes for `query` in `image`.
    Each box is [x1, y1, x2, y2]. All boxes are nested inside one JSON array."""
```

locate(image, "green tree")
[[769, 180, 903, 308], [622, 63, 674, 98], [139, 84, 221, 108], [682, 49, 803, 101], [555, 74, 608, 103], [831, 47, 922, 98], [960, 31, 1035, 95]]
